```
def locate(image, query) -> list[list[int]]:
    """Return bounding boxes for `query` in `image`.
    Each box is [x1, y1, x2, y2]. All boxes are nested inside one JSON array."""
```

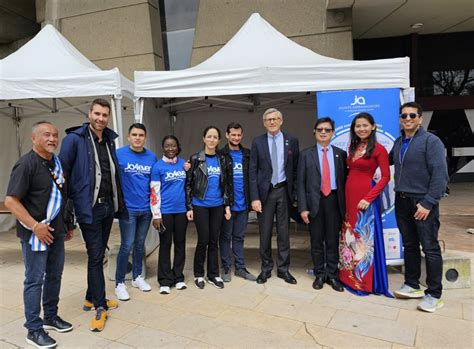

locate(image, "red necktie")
[[321, 147, 331, 196]]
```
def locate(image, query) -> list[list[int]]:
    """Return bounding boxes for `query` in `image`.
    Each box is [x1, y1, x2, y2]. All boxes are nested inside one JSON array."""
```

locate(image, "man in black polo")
[[6, 121, 74, 348]]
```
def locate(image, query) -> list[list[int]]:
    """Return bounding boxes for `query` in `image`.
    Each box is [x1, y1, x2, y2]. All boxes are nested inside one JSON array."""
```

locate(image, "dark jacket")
[[297, 144, 347, 218], [249, 132, 299, 204], [220, 143, 250, 210], [185, 149, 233, 210], [389, 127, 449, 210], [59, 123, 126, 224]]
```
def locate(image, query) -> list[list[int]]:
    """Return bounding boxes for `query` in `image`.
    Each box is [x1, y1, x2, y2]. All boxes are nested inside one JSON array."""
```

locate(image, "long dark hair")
[[349, 112, 376, 158]]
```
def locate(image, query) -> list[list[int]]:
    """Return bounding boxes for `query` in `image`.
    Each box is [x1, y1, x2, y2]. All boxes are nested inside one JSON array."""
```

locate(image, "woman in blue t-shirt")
[[150, 136, 189, 295], [186, 126, 233, 290]]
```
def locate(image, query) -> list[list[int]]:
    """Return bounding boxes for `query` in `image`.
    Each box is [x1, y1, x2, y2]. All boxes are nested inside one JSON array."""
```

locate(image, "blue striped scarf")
[[27, 155, 65, 251]]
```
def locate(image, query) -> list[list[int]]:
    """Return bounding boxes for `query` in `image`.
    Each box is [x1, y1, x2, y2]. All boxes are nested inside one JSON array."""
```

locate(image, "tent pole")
[[115, 96, 124, 147], [110, 97, 120, 147], [169, 113, 176, 134], [139, 99, 145, 124], [13, 107, 21, 158]]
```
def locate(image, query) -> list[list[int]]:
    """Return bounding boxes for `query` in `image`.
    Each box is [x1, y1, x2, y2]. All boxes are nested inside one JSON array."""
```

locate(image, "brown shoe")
[[83, 299, 119, 311], [90, 307, 107, 332]]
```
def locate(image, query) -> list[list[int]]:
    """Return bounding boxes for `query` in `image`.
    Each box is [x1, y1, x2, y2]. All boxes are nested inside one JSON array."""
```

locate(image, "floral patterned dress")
[[339, 143, 391, 295]]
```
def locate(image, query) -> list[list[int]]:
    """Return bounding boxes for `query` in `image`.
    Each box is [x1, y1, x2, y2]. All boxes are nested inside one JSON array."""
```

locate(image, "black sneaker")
[[194, 277, 205, 289], [43, 316, 73, 333], [207, 277, 225, 289], [26, 328, 57, 348]]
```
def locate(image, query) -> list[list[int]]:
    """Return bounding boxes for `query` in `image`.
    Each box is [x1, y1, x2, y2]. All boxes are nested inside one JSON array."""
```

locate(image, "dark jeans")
[[21, 236, 65, 332], [220, 210, 248, 270], [79, 200, 114, 309], [158, 213, 188, 286], [395, 194, 443, 298], [309, 192, 341, 279], [116, 210, 152, 283], [258, 186, 290, 274], [193, 205, 224, 279]]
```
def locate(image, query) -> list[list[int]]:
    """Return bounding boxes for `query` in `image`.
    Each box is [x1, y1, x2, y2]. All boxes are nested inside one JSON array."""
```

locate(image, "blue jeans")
[[220, 210, 248, 270], [79, 200, 114, 309], [116, 210, 152, 283], [21, 236, 65, 332], [395, 194, 443, 298]]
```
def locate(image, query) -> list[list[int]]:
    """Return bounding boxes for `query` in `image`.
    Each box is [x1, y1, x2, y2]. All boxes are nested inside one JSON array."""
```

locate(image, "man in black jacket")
[[220, 122, 257, 282], [298, 117, 347, 292], [249, 108, 299, 284], [390, 102, 449, 313]]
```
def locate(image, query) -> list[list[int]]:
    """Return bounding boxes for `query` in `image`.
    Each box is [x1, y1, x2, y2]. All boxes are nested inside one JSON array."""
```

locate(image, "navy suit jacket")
[[249, 132, 299, 204], [297, 144, 347, 218]]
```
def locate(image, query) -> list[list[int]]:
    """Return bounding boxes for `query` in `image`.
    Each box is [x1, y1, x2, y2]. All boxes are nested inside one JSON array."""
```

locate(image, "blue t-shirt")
[[192, 154, 223, 207], [116, 146, 157, 212], [230, 150, 247, 211], [151, 158, 187, 214]]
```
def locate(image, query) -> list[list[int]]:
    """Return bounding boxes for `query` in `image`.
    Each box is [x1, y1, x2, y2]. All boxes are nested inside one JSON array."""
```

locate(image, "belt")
[[271, 181, 287, 189], [97, 197, 110, 204], [397, 192, 408, 199]]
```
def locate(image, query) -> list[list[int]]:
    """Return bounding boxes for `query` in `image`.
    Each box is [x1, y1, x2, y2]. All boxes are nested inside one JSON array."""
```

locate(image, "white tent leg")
[[115, 96, 124, 147], [134, 97, 143, 123], [110, 97, 120, 148]]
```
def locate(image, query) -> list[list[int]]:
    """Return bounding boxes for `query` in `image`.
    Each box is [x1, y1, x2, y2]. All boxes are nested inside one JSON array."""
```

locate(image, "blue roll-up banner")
[[316, 88, 403, 265]]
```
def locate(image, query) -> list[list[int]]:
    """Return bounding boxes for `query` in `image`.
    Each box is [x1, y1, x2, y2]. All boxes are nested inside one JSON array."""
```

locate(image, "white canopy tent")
[[0, 24, 135, 231], [134, 13, 410, 157]]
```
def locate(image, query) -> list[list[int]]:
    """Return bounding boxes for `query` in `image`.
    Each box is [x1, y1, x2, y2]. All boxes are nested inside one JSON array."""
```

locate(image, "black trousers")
[[193, 205, 224, 278], [158, 213, 188, 287], [79, 200, 114, 309], [395, 194, 443, 298], [258, 186, 290, 273], [308, 191, 341, 279]]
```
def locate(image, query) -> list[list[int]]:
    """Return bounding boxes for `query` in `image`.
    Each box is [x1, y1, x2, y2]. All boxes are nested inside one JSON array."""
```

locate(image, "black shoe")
[[194, 277, 205, 289], [256, 271, 271, 284], [207, 277, 225, 289], [26, 328, 57, 348], [277, 271, 297, 284], [326, 278, 344, 292], [43, 316, 73, 333], [312, 276, 325, 290]]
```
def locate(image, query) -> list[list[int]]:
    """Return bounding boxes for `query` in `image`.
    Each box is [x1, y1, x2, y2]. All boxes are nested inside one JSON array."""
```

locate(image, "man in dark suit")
[[249, 108, 299, 284], [298, 117, 347, 292]]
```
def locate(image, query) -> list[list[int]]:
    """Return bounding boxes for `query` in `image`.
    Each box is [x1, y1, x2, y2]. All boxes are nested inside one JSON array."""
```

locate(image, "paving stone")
[[328, 310, 416, 346]]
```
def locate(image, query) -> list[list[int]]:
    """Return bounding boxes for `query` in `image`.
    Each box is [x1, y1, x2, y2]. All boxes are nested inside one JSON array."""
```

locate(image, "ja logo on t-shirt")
[[124, 162, 152, 175], [208, 165, 221, 178], [164, 170, 186, 182]]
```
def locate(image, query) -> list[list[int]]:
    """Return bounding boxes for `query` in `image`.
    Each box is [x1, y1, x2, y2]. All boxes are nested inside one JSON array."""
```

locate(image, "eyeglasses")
[[400, 113, 419, 119], [264, 117, 281, 123], [315, 127, 333, 133]]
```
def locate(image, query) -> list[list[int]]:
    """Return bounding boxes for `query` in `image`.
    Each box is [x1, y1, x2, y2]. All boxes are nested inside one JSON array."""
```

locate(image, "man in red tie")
[[297, 117, 347, 292]]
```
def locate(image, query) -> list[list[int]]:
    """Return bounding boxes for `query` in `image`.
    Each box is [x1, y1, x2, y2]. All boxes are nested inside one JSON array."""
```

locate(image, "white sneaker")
[[131, 275, 152, 292], [115, 283, 130, 301], [175, 282, 187, 290], [417, 294, 444, 313], [394, 283, 424, 299], [159, 286, 171, 294]]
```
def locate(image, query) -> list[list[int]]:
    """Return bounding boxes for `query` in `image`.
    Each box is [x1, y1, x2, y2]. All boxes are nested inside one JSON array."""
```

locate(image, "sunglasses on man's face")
[[315, 127, 333, 133], [400, 113, 419, 119]]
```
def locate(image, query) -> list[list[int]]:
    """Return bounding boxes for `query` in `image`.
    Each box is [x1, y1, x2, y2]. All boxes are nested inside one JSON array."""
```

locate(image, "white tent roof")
[[0, 24, 133, 100], [135, 13, 410, 98]]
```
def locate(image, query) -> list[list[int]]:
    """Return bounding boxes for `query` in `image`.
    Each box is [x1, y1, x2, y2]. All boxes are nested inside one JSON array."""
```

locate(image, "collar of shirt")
[[267, 131, 283, 140], [162, 155, 177, 164]]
